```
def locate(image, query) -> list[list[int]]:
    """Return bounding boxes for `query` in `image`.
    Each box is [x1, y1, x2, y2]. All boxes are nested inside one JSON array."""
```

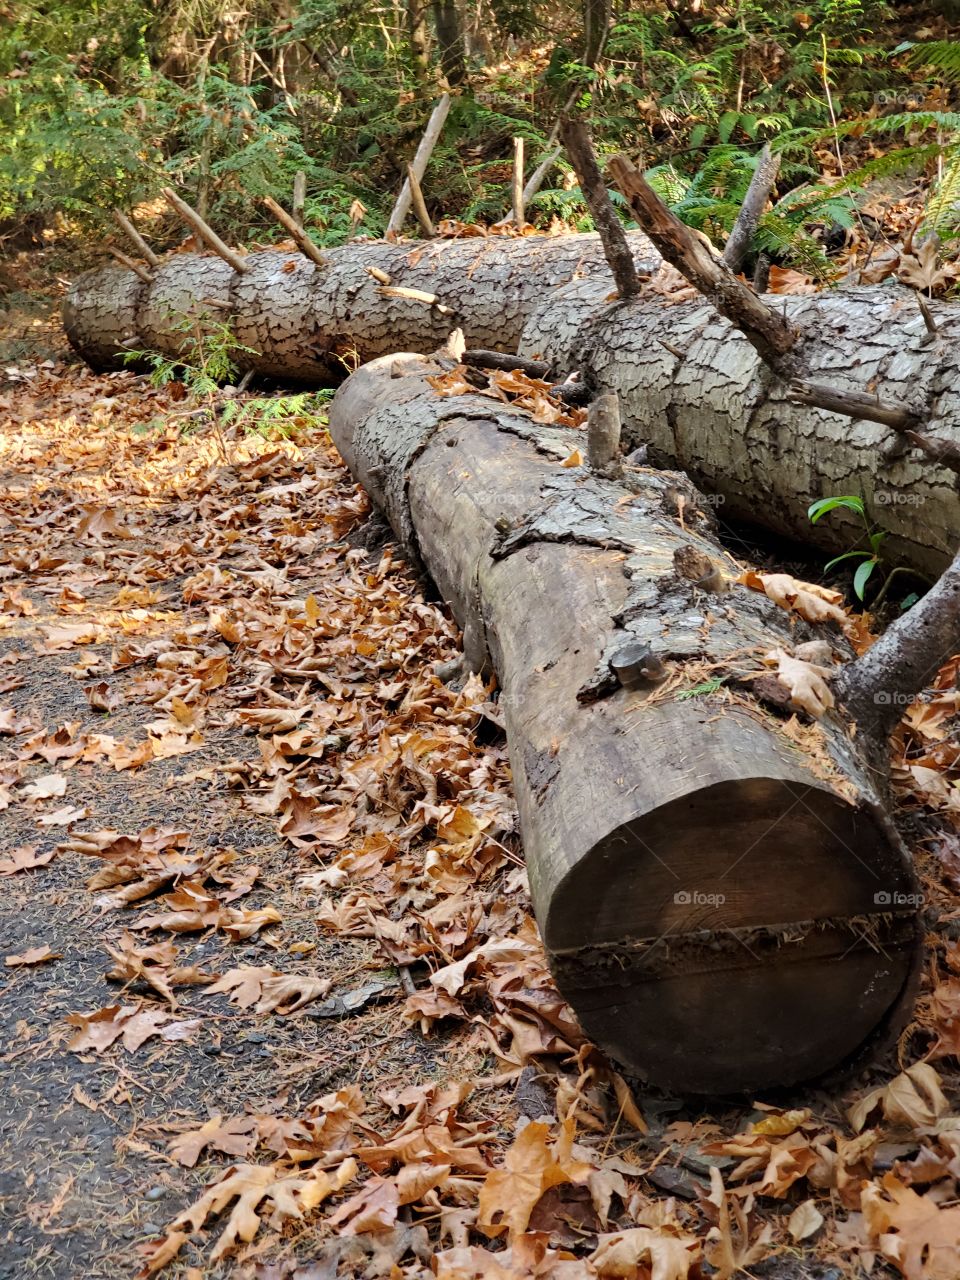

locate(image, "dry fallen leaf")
[[850, 1062, 951, 1134], [764, 648, 835, 718], [5, 945, 61, 967], [0, 845, 55, 876], [787, 1198, 824, 1242], [477, 1119, 593, 1240], [862, 1171, 960, 1279], [170, 1156, 357, 1260], [167, 1114, 259, 1168]]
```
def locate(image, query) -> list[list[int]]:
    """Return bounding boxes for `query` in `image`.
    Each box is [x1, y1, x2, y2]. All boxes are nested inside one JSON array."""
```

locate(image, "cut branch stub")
[[262, 196, 328, 267], [386, 92, 452, 236], [161, 187, 249, 275], [328, 350, 921, 1094], [112, 211, 160, 268], [723, 143, 781, 274]]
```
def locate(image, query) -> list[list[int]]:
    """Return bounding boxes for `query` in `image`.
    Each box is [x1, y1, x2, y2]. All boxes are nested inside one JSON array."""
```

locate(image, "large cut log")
[[520, 277, 960, 579], [63, 231, 658, 381], [328, 351, 921, 1094]]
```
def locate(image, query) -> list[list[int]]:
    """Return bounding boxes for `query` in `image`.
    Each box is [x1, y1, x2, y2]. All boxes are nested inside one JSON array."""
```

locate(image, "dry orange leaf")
[[5, 945, 61, 967]]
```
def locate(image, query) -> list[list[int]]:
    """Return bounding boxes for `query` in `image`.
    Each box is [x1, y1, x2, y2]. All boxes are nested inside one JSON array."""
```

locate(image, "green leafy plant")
[[126, 313, 255, 398], [808, 494, 885, 601], [221, 389, 334, 438], [677, 676, 727, 701]]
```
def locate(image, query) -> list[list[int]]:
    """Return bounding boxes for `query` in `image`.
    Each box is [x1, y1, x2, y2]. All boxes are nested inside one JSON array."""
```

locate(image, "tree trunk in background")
[[433, 0, 466, 85], [64, 237, 960, 576], [327, 350, 921, 1094], [519, 276, 960, 579], [407, 0, 431, 79]]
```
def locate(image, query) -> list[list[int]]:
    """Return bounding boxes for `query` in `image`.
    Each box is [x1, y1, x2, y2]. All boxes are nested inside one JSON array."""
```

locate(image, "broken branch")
[[107, 247, 153, 284], [112, 211, 160, 268], [386, 93, 452, 236], [837, 545, 960, 739], [262, 196, 328, 267], [161, 188, 249, 274], [608, 153, 795, 361], [512, 136, 525, 229], [406, 163, 435, 238], [561, 122, 640, 301], [723, 143, 781, 273]]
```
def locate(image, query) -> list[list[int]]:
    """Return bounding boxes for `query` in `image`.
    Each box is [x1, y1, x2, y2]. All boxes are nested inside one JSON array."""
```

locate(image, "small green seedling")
[[808, 494, 885, 602]]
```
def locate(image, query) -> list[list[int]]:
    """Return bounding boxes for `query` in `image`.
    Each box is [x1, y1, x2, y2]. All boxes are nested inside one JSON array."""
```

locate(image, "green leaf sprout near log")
[[808, 494, 925, 609]]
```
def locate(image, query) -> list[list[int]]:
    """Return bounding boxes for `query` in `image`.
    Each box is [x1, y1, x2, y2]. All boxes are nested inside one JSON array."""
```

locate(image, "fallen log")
[[64, 230, 657, 381], [520, 276, 960, 579], [328, 349, 921, 1094]]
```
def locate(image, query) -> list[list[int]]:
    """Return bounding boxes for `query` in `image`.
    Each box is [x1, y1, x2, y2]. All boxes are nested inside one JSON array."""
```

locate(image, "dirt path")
[[0, 359, 521, 1276]]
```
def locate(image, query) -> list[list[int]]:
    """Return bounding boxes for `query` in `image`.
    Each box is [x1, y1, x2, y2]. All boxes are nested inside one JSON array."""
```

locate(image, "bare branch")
[[386, 93, 451, 236], [788, 379, 923, 432], [608, 153, 795, 361], [723, 144, 781, 273], [112, 211, 160, 267], [107, 247, 153, 283], [837, 546, 960, 738], [262, 196, 328, 268], [406, 163, 435, 238], [561, 123, 640, 300], [162, 187, 249, 274], [512, 136, 526, 229]]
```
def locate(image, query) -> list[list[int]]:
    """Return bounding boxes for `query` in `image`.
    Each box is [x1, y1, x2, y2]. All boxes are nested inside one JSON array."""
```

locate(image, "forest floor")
[[3, 253, 960, 1280]]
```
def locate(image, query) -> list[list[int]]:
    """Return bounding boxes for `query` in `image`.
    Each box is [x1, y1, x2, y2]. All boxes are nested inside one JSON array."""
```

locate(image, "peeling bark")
[[328, 353, 921, 1094]]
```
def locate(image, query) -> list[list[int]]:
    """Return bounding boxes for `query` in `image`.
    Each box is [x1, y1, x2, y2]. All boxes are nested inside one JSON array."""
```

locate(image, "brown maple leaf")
[[167, 1114, 259, 1168]]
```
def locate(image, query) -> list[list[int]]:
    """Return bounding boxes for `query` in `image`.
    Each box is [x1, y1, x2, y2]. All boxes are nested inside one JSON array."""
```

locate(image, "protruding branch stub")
[[587, 392, 624, 480], [610, 640, 668, 690]]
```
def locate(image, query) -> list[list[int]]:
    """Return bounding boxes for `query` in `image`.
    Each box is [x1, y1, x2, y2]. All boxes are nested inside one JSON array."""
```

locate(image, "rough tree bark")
[[66, 230, 960, 575], [328, 350, 921, 1094], [64, 230, 657, 381], [520, 277, 960, 578]]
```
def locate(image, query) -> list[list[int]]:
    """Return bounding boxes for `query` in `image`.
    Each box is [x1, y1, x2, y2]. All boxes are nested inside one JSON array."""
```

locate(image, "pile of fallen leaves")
[[3, 354, 960, 1280]]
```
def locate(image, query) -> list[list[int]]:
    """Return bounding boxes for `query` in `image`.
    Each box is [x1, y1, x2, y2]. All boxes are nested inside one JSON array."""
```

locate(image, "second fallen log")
[[328, 354, 921, 1094]]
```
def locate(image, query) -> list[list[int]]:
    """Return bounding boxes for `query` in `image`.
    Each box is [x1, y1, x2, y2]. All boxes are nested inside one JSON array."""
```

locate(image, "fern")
[[908, 40, 960, 82], [925, 148, 960, 238]]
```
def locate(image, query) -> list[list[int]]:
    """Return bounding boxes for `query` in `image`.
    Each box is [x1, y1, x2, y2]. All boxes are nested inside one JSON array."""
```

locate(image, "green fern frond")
[[908, 40, 960, 82], [925, 149, 960, 236]]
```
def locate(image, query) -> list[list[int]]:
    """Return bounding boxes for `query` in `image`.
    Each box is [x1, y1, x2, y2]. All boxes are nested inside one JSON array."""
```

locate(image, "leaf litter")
[[3, 331, 960, 1280]]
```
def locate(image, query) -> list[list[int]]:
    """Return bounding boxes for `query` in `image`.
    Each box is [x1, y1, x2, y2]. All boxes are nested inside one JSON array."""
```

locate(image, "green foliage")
[[125, 314, 255, 399], [221, 390, 334, 437], [808, 494, 889, 603], [677, 677, 727, 701], [1, 0, 956, 256]]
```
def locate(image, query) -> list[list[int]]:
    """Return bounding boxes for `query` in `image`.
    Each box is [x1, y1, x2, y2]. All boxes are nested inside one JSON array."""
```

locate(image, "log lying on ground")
[[328, 351, 921, 1094], [520, 277, 960, 579], [63, 230, 658, 381]]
